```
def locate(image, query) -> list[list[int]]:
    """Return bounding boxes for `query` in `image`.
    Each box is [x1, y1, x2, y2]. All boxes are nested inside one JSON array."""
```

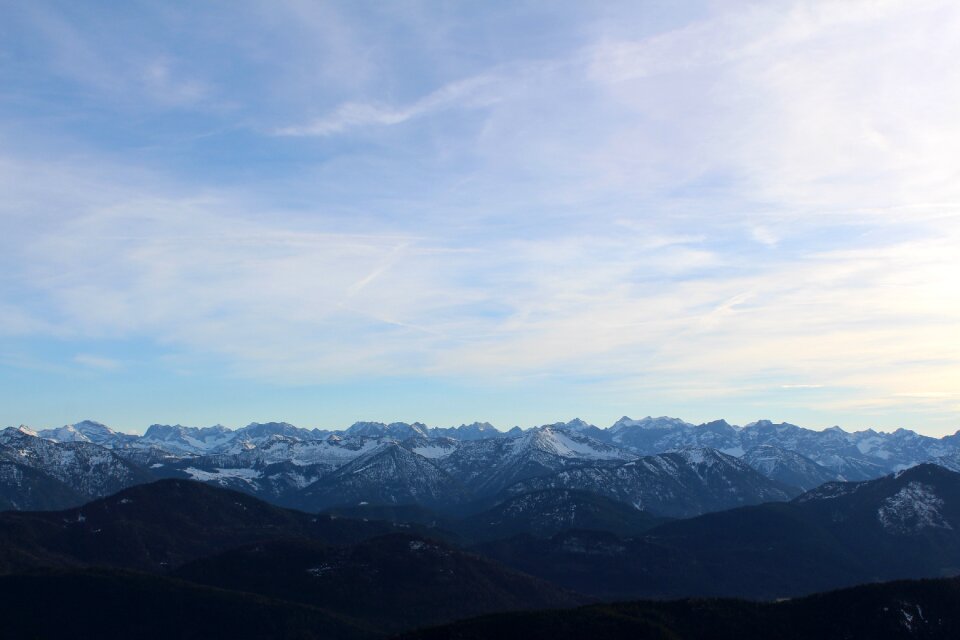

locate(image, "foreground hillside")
[[174, 535, 582, 633], [0, 480, 582, 634], [0, 479, 418, 573], [0, 570, 374, 640], [401, 576, 960, 640], [2, 570, 957, 640]]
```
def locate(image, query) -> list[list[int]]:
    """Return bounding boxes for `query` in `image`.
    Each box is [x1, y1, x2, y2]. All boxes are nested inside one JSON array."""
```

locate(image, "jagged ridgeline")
[[3, 416, 960, 514]]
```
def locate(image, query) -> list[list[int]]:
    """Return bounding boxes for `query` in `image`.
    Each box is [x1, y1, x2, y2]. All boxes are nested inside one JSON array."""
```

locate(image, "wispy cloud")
[[74, 354, 123, 371], [8, 5, 216, 112], [276, 74, 502, 136]]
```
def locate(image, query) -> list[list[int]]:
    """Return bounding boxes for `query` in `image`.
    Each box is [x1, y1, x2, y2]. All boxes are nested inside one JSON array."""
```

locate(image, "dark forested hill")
[[175, 535, 583, 633], [0, 569, 374, 640], [474, 464, 960, 599], [0, 479, 439, 573], [399, 576, 960, 640]]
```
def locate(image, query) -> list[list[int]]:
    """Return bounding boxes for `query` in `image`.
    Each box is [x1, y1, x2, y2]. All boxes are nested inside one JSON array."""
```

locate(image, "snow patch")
[[411, 444, 456, 459], [183, 467, 262, 485], [306, 564, 335, 576], [877, 482, 953, 533]]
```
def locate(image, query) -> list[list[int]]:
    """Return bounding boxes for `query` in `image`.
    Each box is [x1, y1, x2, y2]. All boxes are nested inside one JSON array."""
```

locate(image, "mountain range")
[[3, 415, 960, 517]]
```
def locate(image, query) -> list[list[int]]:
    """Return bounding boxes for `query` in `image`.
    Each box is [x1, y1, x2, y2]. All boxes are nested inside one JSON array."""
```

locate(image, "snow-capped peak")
[[72, 419, 116, 435], [141, 423, 237, 454], [610, 416, 693, 432], [345, 421, 430, 439], [669, 446, 730, 467], [553, 418, 596, 432], [516, 426, 629, 461], [38, 424, 92, 443]]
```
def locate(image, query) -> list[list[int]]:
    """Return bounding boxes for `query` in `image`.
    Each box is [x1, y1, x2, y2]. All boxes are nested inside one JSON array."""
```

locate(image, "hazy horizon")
[[2, 2, 958, 435]]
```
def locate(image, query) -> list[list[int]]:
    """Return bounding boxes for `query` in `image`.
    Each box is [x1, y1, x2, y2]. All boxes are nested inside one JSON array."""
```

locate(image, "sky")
[[0, 1, 959, 435]]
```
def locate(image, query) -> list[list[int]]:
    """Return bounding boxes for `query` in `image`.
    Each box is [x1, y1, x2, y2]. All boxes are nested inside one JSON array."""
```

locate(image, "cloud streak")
[[74, 354, 124, 371], [276, 74, 503, 136]]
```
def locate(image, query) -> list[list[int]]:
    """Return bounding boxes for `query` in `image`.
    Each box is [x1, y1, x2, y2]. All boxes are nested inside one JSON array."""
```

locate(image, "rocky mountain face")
[[600, 417, 954, 479], [741, 445, 839, 491], [437, 427, 633, 499], [0, 427, 154, 506], [502, 447, 799, 518], [139, 423, 238, 454], [0, 455, 85, 510], [37, 420, 137, 446], [290, 442, 469, 511]]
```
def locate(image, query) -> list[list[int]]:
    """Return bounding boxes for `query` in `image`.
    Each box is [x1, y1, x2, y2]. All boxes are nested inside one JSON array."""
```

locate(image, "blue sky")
[[1, 1, 959, 435]]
